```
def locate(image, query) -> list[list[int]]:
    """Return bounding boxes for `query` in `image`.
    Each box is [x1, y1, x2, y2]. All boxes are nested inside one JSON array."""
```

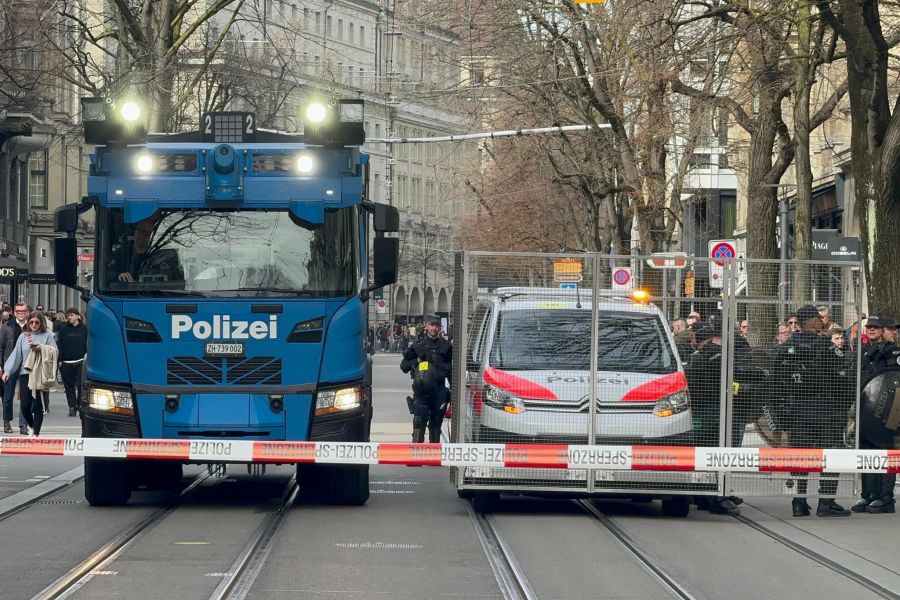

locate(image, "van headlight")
[[482, 385, 525, 414], [88, 386, 135, 415], [652, 390, 690, 418], [315, 384, 364, 416]]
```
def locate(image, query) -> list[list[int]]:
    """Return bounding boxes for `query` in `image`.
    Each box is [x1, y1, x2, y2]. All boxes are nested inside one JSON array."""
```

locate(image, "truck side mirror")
[[54, 238, 78, 287], [373, 203, 399, 233], [372, 237, 399, 288], [54, 204, 80, 233]]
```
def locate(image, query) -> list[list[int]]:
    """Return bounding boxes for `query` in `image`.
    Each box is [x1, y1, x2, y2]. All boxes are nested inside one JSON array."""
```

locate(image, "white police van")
[[465, 287, 692, 444]]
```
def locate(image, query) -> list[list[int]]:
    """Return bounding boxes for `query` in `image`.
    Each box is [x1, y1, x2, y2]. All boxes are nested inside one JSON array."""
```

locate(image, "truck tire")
[[326, 464, 370, 506], [471, 491, 500, 513], [297, 464, 370, 506], [660, 496, 690, 518], [84, 458, 132, 506], [133, 461, 183, 491]]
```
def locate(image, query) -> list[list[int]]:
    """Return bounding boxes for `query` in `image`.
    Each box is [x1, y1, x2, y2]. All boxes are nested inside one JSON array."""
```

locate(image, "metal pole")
[[587, 254, 601, 494], [779, 196, 789, 322]]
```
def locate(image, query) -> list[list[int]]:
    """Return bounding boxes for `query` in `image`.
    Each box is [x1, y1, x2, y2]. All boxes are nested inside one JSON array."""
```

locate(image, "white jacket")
[[25, 343, 58, 391]]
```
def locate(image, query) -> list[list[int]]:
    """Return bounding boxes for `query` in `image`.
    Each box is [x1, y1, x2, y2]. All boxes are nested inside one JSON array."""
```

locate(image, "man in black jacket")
[[57, 308, 88, 417], [400, 316, 452, 443], [0, 302, 29, 433], [774, 304, 854, 517]]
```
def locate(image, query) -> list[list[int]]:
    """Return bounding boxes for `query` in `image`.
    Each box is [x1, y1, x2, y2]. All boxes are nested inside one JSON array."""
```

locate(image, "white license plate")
[[204, 342, 244, 357]]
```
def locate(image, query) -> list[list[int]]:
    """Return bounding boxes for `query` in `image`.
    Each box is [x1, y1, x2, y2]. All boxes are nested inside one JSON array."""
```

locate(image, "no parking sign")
[[708, 239, 736, 289], [611, 267, 633, 291]]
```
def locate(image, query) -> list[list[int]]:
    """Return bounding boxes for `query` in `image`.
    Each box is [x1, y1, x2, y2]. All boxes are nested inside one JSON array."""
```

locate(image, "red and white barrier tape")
[[1, 437, 898, 473]]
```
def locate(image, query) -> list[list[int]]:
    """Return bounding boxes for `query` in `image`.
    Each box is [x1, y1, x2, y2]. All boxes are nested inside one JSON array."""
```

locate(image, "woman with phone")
[[2, 311, 57, 437]]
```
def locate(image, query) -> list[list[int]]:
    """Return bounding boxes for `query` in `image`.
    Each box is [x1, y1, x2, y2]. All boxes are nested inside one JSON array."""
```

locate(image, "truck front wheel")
[[297, 464, 369, 506], [84, 458, 132, 506]]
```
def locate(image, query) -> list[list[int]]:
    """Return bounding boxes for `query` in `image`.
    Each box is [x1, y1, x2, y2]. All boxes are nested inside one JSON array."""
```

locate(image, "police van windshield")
[[489, 309, 676, 373], [97, 207, 357, 297]]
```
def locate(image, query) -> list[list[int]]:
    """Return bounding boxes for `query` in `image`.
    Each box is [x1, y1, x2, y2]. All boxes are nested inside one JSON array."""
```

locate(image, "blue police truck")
[[53, 98, 399, 506]]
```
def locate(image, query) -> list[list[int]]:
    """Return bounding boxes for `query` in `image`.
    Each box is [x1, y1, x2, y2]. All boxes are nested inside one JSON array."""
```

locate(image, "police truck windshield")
[[489, 309, 676, 373], [97, 207, 357, 297]]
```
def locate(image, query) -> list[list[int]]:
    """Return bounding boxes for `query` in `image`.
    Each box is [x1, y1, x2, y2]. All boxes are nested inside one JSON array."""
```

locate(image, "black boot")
[[3, 421, 11, 434], [816, 499, 851, 517], [708, 497, 740, 516], [68, 407, 77, 417], [851, 496, 874, 513], [792, 498, 811, 517], [428, 427, 442, 443], [412, 428, 425, 443], [866, 497, 895, 514]]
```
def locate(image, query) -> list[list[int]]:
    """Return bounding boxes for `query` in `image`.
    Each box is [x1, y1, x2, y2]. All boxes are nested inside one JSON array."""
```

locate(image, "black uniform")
[[685, 342, 722, 447], [857, 339, 900, 511], [773, 330, 854, 508], [401, 334, 452, 443]]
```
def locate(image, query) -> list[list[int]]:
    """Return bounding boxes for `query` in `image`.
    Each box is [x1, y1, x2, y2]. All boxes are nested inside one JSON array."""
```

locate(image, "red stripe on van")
[[620, 371, 687, 402], [483, 367, 558, 400]]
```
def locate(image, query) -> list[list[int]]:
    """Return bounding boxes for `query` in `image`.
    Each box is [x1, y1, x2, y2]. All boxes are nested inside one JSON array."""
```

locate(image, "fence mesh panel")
[[449, 252, 862, 498]]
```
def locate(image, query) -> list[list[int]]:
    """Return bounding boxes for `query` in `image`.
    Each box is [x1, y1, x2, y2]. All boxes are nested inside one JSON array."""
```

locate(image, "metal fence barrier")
[[450, 252, 864, 498]]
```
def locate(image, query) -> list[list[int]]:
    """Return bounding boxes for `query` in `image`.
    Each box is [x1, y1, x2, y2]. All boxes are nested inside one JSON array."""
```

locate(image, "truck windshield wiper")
[[228, 288, 314, 296], [103, 289, 206, 297]]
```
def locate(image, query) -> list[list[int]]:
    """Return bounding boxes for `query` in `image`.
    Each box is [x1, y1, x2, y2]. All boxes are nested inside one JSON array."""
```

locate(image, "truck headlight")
[[315, 385, 363, 415], [88, 387, 134, 415], [652, 390, 690, 418], [482, 385, 525, 414]]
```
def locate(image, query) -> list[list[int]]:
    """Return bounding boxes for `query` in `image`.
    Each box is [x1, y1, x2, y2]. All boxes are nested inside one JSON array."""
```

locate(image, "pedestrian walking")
[[773, 305, 854, 517], [0, 302, 29, 434], [852, 315, 900, 514], [56, 308, 87, 417], [2, 311, 58, 437]]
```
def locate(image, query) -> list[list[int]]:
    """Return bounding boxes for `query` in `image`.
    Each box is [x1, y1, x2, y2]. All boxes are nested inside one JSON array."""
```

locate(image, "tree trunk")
[[792, 1, 812, 301]]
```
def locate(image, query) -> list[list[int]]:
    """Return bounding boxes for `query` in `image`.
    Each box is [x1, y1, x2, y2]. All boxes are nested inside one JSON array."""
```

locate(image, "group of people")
[[367, 322, 426, 354], [0, 302, 87, 437], [676, 304, 898, 518]]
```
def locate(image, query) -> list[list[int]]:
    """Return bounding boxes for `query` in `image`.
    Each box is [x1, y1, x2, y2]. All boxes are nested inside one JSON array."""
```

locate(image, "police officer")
[[684, 326, 742, 515], [774, 305, 853, 517], [401, 316, 452, 443], [852, 315, 900, 514]]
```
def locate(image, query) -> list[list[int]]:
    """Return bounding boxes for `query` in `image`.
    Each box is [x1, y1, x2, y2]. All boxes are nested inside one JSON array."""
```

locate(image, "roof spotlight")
[[121, 101, 141, 122], [296, 154, 314, 174], [305, 102, 327, 123]]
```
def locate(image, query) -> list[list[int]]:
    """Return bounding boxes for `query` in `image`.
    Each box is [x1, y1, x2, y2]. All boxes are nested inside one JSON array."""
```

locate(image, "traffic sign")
[[611, 267, 633, 291], [376, 299, 387, 314], [559, 283, 577, 290], [709, 239, 736, 266], [646, 252, 688, 269], [553, 258, 583, 283], [708, 239, 735, 290]]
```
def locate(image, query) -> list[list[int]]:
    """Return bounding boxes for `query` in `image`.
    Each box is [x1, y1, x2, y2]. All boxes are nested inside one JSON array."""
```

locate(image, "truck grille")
[[167, 357, 283, 385]]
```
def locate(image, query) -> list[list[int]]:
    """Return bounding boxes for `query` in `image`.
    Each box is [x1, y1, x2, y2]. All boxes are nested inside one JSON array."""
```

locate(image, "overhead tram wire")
[[368, 123, 612, 145]]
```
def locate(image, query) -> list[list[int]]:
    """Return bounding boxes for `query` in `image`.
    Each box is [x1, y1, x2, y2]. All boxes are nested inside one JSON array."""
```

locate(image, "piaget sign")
[[811, 230, 860, 261]]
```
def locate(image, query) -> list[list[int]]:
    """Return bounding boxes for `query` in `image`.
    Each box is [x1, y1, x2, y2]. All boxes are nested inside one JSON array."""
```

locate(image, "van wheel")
[[472, 491, 500, 514], [660, 496, 690, 518], [84, 458, 132, 506]]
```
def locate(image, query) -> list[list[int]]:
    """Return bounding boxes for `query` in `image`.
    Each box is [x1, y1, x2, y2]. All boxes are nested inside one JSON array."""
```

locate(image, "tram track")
[[734, 510, 900, 600], [576, 499, 708, 600], [0, 465, 84, 523], [30, 471, 212, 600], [467, 501, 538, 600], [208, 474, 298, 600]]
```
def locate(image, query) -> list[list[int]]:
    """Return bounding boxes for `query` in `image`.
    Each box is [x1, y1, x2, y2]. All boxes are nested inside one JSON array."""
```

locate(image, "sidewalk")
[[7, 390, 80, 438]]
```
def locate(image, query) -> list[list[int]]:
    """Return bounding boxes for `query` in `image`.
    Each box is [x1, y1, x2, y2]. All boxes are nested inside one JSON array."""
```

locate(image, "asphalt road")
[[0, 353, 898, 600]]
